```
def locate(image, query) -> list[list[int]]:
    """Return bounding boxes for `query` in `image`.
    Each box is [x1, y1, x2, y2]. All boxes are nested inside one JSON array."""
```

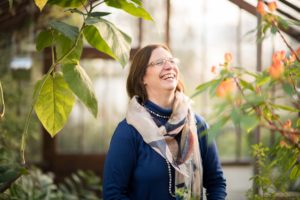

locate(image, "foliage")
[[0, 0, 153, 194], [0, 73, 41, 193], [193, 0, 300, 198], [18, 0, 153, 164], [247, 143, 300, 199], [0, 168, 102, 200]]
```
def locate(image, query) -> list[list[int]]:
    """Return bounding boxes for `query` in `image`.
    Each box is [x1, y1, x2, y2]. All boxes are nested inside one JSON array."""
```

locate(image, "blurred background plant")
[[0, 168, 102, 200], [193, 0, 300, 199]]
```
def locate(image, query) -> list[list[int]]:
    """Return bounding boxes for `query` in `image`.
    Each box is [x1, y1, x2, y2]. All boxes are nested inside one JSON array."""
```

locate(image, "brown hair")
[[126, 44, 184, 102]]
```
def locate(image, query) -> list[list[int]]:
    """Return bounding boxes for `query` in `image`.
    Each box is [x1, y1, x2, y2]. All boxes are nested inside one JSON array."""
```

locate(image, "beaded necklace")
[[144, 106, 175, 197], [166, 159, 176, 198], [144, 106, 170, 119]]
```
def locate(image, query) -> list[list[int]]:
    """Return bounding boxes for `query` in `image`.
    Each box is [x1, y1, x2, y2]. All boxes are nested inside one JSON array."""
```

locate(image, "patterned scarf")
[[126, 91, 202, 199]]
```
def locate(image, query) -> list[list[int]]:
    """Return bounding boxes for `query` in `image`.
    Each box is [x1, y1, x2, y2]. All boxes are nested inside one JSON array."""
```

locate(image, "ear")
[[142, 77, 147, 85]]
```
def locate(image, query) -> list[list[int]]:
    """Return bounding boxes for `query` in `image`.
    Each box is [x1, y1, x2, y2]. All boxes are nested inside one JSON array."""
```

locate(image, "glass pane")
[[142, 0, 167, 45], [57, 59, 128, 154]]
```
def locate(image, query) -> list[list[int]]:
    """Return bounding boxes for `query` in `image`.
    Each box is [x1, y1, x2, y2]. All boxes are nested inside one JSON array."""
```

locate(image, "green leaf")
[[191, 79, 219, 98], [49, 20, 79, 42], [105, 0, 153, 21], [230, 107, 241, 125], [85, 12, 113, 25], [36, 30, 53, 51], [270, 25, 277, 34], [270, 103, 299, 112], [297, 118, 300, 128], [278, 16, 290, 30], [239, 79, 255, 91], [34, 72, 75, 137], [290, 164, 300, 180], [209, 78, 223, 97], [34, 0, 48, 11], [256, 75, 271, 86], [55, 33, 83, 63], [62, 63, 98, 117], [47, 0, 86, 8], [90, 12, 111, 17], [83, 18, 131, 67], [240, 115, 259, 133], [282, 82, 294, 95], [207, 116, 229, 143]]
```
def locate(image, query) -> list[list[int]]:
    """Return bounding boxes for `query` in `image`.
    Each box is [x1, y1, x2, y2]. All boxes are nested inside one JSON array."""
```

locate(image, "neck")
[[147, 91, 176, 109]]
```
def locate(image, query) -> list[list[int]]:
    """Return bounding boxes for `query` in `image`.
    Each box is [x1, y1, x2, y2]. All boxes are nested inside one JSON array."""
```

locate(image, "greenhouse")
[[0, 0, 299, 199]]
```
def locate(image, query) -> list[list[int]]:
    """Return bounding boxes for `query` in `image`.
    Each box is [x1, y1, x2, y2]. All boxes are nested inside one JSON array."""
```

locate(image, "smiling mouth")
[[160, 73, 176, 80]]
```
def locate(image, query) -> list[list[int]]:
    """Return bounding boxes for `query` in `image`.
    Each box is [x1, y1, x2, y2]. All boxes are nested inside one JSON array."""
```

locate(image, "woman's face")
[[143, 47, 179, 98]]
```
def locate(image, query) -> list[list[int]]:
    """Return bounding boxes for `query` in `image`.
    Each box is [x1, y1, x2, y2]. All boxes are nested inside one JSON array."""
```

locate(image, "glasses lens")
[[148, 57, 179, 67], [169, 58, 179, 65]]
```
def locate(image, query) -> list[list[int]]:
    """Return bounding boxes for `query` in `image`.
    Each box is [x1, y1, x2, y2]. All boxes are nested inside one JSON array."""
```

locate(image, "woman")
[[103, 44, 227, 200]]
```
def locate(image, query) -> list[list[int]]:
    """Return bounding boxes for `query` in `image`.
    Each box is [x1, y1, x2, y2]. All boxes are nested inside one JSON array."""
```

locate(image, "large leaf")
[[47, 0, 86, 8], [34, 0, 48, 11], [83, 18, 131, 67], [36, 30, 53, 51], [62, 63, 98, 117], [49, 21, 79, 42], [105, 0, 153, 21], [34, 72, 75, 137], [55, 33, 83, 63], [191, 79, 219, 98]]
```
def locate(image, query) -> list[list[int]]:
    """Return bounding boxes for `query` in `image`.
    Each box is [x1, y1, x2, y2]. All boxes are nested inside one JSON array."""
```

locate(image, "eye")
[[169, 58, 179, 65], [155, 59, 165, 66], [169, 59, 176, 64]]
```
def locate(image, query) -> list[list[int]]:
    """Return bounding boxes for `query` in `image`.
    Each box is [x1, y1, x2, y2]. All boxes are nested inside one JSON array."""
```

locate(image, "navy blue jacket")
[[103, 101, 227, 200]]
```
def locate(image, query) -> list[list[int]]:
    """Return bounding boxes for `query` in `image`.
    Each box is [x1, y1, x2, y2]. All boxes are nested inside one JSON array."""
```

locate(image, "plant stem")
[[92, 0, 107, 10], [0, 81, 5, 119], [20, 28, 84, 165]]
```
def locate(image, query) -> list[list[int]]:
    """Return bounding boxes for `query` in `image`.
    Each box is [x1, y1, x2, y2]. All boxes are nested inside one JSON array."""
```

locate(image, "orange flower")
[[279, 140, 289, 148], [289, 54, 296, 63], [257, 1, 266, 16], [269, 51, 285, 79], [296, 46, 300, 55], [279, 140, 290, 148], [272, 50, 286, 63], [216, 78, 235, 97], [224, 52, 232, 64], [289, 133, 299, 144], [283, 119, 292, 129], [211, 66, 217, 74], [269, 60, 284, 79], [268, 1, 277, 12]]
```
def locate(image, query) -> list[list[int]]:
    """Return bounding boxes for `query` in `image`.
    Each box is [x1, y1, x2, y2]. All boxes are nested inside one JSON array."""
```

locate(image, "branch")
[[273, 22, 300, 62], [262, 123, 300, 135], [261, 123, 300, 150]]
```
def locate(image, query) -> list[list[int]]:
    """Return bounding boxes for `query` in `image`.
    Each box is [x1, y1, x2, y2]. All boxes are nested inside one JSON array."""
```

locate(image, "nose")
[[163, 60, 174, 69]]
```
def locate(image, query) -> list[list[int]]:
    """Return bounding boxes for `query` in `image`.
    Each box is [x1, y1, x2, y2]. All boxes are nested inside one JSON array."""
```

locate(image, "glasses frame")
[[147, 57, 180, 67]]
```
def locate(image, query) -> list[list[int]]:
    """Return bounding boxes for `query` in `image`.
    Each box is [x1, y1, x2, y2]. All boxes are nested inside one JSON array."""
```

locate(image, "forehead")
[[149, 47, 172, 62]]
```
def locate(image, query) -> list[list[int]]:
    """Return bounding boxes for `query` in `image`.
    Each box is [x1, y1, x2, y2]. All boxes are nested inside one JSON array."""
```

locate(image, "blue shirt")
[[103, 101, 227, 200]]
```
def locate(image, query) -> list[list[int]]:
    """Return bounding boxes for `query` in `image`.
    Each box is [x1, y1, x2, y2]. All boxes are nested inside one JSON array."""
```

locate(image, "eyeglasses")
[[147, 57, 180, 67]]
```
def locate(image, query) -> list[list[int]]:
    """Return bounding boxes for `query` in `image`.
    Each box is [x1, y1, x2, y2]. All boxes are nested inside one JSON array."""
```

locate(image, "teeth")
[[162, 74, 175, 80]]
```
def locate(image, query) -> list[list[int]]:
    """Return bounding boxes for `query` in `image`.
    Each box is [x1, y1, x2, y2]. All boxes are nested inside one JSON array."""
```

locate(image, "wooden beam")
[[228, 0, 300, 42]]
